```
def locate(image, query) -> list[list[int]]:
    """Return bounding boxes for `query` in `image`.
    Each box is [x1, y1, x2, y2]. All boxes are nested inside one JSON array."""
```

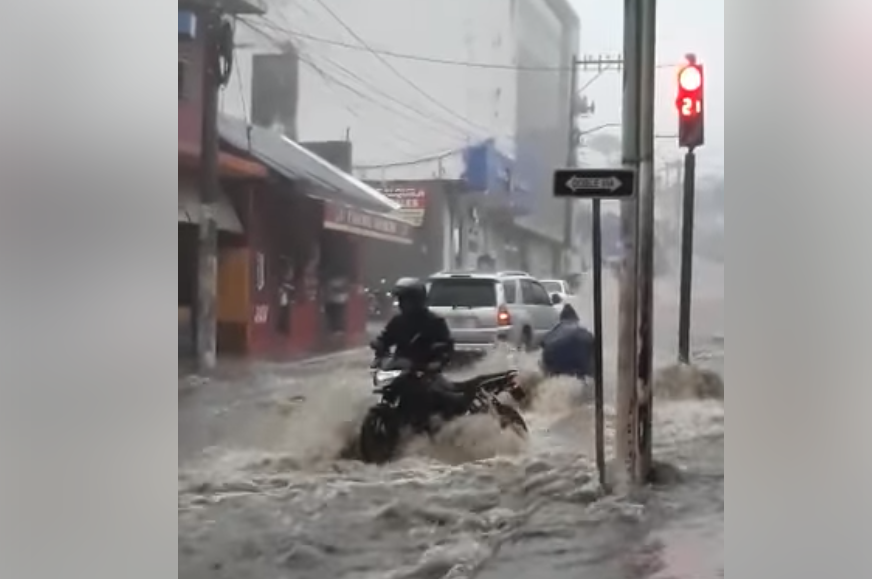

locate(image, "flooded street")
[[179, 262, 723, 579]]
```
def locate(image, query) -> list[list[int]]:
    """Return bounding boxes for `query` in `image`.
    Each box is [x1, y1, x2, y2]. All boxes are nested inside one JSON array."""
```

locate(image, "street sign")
[[553, 169, 636, 199]]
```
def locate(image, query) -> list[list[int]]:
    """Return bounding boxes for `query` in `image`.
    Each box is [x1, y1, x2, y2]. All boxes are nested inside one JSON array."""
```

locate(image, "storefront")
[[216, 115, 403, 359], [357, 180, 457, 290], [177, 146, 267, 359]]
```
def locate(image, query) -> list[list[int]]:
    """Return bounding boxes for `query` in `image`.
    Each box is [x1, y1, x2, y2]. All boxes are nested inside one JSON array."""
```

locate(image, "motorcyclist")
[[371, 278, 459, 425], [540, 303, 595, 380]]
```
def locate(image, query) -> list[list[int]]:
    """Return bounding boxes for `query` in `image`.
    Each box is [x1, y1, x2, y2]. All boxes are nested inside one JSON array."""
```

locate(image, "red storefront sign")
[[324, 203, 414, 245], [377, 187, 428, 226]]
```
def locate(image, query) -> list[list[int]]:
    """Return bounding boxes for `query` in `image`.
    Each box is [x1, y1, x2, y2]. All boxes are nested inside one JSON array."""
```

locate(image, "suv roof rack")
[[496, 270, 532, 277]]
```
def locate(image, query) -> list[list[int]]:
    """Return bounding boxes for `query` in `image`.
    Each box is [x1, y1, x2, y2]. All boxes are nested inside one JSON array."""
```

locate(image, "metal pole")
[[678, 149, 697, 363], [196, 9, 222, 371], [563, 58, 579, 276], [591, 198, 606, 489], [636, 0, 658, 483], [616, 0, 643, 489]]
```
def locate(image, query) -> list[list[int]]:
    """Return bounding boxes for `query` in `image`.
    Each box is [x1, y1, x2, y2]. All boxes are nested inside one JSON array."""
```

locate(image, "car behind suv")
[[427, 271, 560, 353]]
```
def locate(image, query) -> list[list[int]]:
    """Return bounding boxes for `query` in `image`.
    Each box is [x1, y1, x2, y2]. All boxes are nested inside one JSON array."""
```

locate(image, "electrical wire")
[[240, 20, 478, 165], [240, 19, 475, 146], [301, 0, 492, 137], [237, 9, 622, 172], [354, 147, 465, 171], [297, 52, 444, 155], [245, 15, 680, 72]]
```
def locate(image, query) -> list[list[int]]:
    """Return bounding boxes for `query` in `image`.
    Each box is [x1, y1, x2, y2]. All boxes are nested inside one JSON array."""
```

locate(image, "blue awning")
[[219, 115, 400, 214]]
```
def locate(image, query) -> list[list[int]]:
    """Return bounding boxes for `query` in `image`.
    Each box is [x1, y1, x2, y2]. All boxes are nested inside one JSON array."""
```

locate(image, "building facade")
[[179, 3, 408, 361], [224, 0, 582, 276]]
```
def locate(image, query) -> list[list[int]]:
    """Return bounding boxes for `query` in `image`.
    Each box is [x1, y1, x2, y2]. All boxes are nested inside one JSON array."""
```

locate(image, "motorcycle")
[[359, 357, 529, 464]]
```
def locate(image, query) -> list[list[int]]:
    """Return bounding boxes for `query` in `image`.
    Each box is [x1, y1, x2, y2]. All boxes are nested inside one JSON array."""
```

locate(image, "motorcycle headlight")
[[375, 370, 402, 387]]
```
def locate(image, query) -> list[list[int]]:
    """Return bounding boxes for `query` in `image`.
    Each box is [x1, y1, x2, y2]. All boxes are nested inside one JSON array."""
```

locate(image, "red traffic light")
[[676, 62, 705, 148], [678, 65, 702, 91], [676, 64, 704, 118]]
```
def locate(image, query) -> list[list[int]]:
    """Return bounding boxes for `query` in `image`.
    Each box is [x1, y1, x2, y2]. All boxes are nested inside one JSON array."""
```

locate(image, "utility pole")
[[562, 57, 580, 276], [615, 0, 643, 490], [636, 0, 659, 482], [195, 7, 224, 372]]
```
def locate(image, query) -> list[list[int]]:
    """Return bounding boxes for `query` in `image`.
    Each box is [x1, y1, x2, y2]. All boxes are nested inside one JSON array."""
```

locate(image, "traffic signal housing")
[[676, 63, 705, 149]]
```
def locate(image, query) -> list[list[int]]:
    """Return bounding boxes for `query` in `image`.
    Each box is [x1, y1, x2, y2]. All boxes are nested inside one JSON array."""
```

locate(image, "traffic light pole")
[[615, 0, 642, 490], [678, 148, 697, 363]]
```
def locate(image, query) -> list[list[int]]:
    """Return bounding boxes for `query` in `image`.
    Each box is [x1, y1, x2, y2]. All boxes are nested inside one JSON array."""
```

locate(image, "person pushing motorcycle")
[[370, 278, 459, 426]]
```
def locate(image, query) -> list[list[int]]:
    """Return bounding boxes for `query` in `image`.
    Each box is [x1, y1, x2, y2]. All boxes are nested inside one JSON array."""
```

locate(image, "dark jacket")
[[371, 309, 455, 369], [541, 305, 595, 379]]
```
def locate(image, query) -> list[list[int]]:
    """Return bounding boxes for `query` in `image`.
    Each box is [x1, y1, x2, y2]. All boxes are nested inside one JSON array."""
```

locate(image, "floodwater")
[[179, 261, 723, 579]]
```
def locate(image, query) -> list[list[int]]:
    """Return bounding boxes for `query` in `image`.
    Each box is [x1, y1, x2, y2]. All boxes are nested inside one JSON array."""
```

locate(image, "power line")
[[246, 16, 680, 72], [238, 20, 472, 160], [355, 147, 465, 171], [304, 0, 492, 136], [240, 19, 482, 143], [308, 49, 474, 141], [241, 20, 475, 145]]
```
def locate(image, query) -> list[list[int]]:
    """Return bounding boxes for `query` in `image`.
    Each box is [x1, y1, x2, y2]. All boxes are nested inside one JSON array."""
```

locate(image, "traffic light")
[[676, 62, 705, 149]]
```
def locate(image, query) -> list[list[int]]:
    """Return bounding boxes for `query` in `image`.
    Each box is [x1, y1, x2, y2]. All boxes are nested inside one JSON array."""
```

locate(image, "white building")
[[224, 0, 582, 276]]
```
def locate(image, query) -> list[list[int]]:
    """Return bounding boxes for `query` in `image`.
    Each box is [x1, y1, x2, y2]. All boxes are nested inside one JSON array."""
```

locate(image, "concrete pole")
[[195, 8, 222, 372], [615, 0, 642, 489], [636, 0, 658, 482], [563, 57, 579, 276]]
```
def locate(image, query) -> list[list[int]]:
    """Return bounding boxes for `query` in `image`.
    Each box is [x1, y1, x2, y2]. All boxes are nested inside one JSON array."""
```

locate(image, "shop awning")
[[178, 182, 244, 233], [218, 115, 400, 214]]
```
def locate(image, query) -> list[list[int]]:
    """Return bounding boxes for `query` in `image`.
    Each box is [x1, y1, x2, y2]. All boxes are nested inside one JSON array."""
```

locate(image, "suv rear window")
[[428, 279, 498, 308], [542, 281, 564, 294]]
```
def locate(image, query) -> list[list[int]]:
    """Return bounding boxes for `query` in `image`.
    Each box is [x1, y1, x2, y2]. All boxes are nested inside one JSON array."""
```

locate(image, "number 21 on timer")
[[681, 97, 702, 116]]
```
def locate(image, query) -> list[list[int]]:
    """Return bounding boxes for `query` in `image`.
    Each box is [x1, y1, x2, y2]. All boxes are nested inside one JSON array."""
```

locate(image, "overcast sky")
[[570, 0, 724, 176]]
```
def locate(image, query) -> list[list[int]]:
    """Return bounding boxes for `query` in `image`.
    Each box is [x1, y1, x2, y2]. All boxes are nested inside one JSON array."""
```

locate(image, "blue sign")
[[462, 140, 533, 214], [179, 11, 197, 39]]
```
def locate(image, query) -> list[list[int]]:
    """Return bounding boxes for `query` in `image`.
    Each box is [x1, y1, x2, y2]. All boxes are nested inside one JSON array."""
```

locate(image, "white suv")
[[427, 271, 560, 352]]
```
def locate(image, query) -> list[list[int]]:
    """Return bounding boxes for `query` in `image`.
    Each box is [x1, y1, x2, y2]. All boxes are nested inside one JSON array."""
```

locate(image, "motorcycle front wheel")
[[359, 406, 401, 465]]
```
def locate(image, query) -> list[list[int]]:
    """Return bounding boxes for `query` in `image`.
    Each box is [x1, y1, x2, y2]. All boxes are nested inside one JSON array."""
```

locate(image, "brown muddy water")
[[179, 262, 723, 579]]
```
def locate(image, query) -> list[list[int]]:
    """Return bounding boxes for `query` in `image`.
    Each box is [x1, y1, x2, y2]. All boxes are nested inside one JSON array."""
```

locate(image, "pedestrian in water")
[[540, 304, 595, 380]]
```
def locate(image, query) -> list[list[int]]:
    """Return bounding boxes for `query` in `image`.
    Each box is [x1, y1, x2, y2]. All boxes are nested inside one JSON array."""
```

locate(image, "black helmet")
[[392, 278, 427, 313]]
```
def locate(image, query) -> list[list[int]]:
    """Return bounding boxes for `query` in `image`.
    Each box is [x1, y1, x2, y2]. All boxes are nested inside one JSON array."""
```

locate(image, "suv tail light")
[[497, 305, 511, 326]]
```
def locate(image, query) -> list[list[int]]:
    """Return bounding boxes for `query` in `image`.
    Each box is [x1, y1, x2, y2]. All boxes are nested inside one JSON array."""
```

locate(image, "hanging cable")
[[246, 16, 681, 72], [306, 0, 492, 137], [240, 19, 476, 144]]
